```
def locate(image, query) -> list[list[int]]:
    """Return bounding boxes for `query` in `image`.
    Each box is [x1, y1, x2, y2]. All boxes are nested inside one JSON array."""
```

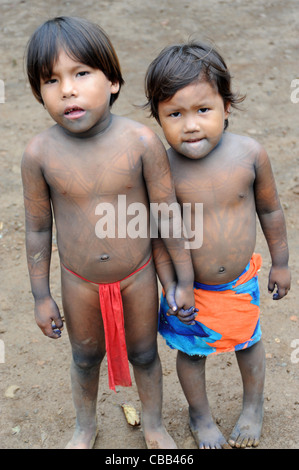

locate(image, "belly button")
[[219, 266, 225, 273], [100, 253, 110, 262]]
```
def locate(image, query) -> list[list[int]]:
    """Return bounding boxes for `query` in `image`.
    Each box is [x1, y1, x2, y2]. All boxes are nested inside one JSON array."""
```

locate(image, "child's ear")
[[110, 81, 120, 95], [224, 101, 231, 119]]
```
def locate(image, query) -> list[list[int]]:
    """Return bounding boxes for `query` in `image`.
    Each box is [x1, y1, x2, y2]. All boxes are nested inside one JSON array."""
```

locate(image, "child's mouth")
[[64, 106, 86, 119], [186, 138, 202, 143]]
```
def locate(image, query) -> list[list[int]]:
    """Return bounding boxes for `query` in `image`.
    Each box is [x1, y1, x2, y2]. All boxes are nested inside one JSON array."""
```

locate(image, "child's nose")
[[61, 79, 77, 98], [184, 114, 200, 133]]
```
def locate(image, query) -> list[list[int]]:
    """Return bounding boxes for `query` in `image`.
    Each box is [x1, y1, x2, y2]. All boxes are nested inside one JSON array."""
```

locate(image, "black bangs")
[[35, 25, 62, 80], [144, 40, 246, 126], [26, 16, 124, 105]]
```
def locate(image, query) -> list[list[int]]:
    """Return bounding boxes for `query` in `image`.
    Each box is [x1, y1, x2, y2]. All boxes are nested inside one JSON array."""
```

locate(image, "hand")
[[165, 281, 178, 314], [174, 283, 196, 311], [34, 296, 63, 339], [166, 283, 198, 325], [268, 265, 291, 300], [176, 306, 198, 325]]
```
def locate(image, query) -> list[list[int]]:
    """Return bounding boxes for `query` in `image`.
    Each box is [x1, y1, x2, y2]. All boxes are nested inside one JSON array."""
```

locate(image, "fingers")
[[169, 306, 198, 325], [42, 319, 63, 339], [178, 307, 198, 325], [166, 307, 177, 316], [51, 321, 63, 338], [268, 282, 290, 300], [35, 298, 64, 339], [165, 283, 178, 313], [270, 287, 290, 300], [268, 267, 291, 300], [166, 298, 178, 313], [51, 315, 64, 338]]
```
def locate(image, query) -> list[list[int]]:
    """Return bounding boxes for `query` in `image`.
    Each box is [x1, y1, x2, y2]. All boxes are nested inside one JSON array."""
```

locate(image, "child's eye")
[[170, 111, 181, 118], [45, 79, 57, 85], [77, 71, 90, 77], [198, 108, 209, 114]]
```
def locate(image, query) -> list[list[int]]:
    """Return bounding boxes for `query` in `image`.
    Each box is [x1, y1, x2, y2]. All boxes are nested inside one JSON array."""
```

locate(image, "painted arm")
[[255, 146, 291, 299], [152, 236, 197, 324], [141, 129, 195, 311], [21, 143, 63, 338]]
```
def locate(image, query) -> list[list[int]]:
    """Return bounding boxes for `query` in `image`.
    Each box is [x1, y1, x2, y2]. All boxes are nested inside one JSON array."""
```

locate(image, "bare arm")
[[152, 236, 177, 306], [141, 129, 195, 310], [255, 146, 291, 299], [21, 143, 63, 338], [152, 236, 197, 324]]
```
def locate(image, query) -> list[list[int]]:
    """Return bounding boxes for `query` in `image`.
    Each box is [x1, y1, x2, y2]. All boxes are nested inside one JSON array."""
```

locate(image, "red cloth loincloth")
[[62, 256, 151, 391]]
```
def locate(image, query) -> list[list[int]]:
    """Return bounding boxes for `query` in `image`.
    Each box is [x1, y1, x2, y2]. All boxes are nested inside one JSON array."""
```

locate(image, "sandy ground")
[[0, 0, 298, 451]]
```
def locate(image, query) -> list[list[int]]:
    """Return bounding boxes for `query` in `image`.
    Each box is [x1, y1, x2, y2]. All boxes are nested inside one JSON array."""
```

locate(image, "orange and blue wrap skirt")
[[159, 253, 262, 357]]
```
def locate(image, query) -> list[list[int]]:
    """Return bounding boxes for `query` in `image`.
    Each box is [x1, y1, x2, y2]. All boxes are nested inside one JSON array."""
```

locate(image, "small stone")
[[5, 385, 20, 398]]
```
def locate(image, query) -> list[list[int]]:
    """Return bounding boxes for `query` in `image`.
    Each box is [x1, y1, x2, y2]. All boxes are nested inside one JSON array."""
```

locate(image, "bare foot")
[[65, 423, 99, 449], [228, 406, 263, 448], [190, 417, 231, 449], [143, 425, 177, 449]]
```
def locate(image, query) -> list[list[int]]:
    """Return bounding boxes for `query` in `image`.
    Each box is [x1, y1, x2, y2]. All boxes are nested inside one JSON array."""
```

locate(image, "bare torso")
[[168, 132, 260, 284], [37, 115, 153, 283]]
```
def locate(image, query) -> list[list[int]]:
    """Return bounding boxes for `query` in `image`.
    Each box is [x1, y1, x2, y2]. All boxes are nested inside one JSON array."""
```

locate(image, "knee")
[[72, 348, 105, 371], [128, 345, 157, 368]]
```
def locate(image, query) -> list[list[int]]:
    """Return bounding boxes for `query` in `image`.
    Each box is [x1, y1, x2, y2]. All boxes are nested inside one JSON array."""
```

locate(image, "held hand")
[[268, 266, 291, 300], [167, 283, 198, 325], [34, 296, 63, 339], [174, 283, 196, 311], [176, 306, 198, 326], [165, 281, 178, 314]]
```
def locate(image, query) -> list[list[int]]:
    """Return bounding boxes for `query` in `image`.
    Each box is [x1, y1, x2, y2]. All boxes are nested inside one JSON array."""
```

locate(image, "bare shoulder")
[[113, 115, 164, 148], [22, 126, 57, 166], [223, 131, 262, 150], [223, 131, 268, 162]]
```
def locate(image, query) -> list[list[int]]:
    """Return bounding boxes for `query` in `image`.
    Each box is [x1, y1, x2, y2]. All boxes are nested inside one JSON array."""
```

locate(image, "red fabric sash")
[[99, 281, 131, 391], [62, 257, 151, 391]]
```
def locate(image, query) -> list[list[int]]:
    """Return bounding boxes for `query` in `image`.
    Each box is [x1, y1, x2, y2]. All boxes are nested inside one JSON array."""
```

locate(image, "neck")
[[59, 112, 114, 140]]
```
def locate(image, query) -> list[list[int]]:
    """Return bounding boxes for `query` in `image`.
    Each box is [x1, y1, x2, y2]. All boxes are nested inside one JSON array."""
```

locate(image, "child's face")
[[158, 79, 229, 160], [40, 49, 119, 135]]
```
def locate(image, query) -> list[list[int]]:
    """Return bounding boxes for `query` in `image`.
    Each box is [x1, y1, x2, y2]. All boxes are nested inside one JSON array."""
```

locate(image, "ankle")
[[189, 407, 213, 427]]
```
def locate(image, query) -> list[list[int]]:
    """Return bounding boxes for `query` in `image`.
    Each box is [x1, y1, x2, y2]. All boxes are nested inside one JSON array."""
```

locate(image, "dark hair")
[[144, 40, 245, 129], [26, 16, 124, 106]]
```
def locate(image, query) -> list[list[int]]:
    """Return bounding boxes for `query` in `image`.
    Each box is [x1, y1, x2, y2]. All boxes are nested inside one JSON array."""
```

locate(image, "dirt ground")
[[0, 0, 298, 451]]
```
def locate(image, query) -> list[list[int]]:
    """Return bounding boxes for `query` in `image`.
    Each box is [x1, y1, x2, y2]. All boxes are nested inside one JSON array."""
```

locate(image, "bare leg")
[[61, 259, 175, 449], [176, 351, 230, 449], [228, 340, 265, 448], [61, 268, 104, 449], [123, 260, 177, 449], [131, 351, 176, 449], [64, 356, 100, 449]]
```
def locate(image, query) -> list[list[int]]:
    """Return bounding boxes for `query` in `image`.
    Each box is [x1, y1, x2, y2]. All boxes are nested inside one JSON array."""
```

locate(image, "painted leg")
[[229, 341, 265, 448]]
